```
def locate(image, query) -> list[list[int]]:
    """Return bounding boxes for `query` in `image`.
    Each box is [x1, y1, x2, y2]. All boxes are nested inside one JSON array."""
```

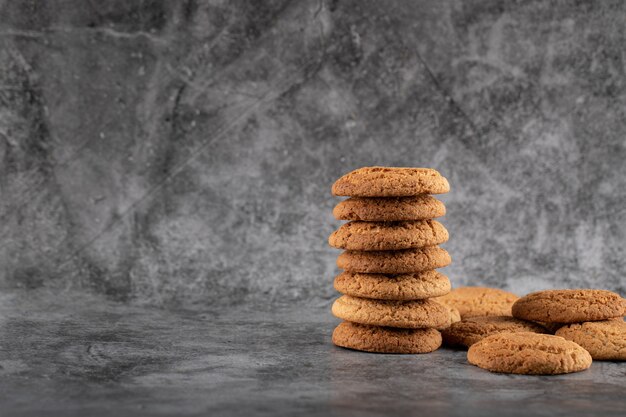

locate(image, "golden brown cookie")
[[333, 270, 451, 300], [337, 246, 451, 274], [333, 195, 446, 221], [332, 167, 450, 197], [437, 303, 461, 328], [467, 332, 592, 375], [555, 320, 626, 360], [442, 316, 548, 348], [332, 321, 442, 354], [328, 220, 449, 251], [331, 295, 450, 329], [512, 289, 626, 323], [435, 287, 519, 319]]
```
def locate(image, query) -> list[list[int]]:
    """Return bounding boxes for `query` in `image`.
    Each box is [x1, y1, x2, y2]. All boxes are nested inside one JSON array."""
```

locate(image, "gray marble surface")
[[1, 1, 625, 308], [1, 289, 624, 417]]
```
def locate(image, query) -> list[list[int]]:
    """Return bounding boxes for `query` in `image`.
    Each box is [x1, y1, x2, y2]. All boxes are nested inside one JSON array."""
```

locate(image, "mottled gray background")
[[1, 0, 625, 309]]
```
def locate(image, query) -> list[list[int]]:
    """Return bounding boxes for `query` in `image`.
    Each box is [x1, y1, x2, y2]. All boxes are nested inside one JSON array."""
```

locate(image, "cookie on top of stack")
[[329, 167, 453, 354]]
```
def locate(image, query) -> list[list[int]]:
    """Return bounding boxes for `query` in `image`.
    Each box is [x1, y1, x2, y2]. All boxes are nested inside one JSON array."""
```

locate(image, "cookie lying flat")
[[435, 287, 519, 319], [555, 320, 626, 360], [332, 167, 450, 197], [512, 289, 626, 323], [333, 195, 446, 221], [442, 316, 547, 348], [331, 295, 450, 329], [337, 246, 451, 274], [334, 270, 451, 300], [332, 321, 442, 354], [329, 220, 449, 251], [467, 332, 592, 375]]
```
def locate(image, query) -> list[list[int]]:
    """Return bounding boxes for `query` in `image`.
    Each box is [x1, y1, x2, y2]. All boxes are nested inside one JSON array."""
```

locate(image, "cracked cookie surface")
[[331, 295, 450, 329], [332, 321, 442, 354], [512, 289, 626, 323], [337, 246, 451, 274], [334, 270, 451, 300], [435, 287, 519, 319], [329, 220, 449, 251], [467, 332, 592, 375], [442, 316, 547, 348], [333, 195, 446, 221], [555, 320, 626, 360], [332, 167, 450, 197]]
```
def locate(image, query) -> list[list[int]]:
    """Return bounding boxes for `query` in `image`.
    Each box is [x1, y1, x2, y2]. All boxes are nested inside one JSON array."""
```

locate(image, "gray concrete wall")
[[0, 0, 624, 308]]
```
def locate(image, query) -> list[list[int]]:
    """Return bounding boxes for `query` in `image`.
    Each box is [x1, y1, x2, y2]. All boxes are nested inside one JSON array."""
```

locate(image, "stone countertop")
[[0, 290, 624, 417]]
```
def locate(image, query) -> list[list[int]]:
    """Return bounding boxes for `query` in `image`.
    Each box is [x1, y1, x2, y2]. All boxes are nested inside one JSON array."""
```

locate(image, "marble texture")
[[0, 0, 625, 308], [0, 289, 625, 417]]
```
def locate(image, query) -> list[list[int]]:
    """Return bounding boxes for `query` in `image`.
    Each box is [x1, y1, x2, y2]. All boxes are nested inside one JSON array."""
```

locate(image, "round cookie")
[[467, 332, 592, 375], [332, 167, 450, 197], [512, 289, 626, 323], [328, 220, 449, 251], [333, 195, 446, 221], [435, 287, 519, 319], [331, 295, 450, 329], [555, 320, 626, 360], [337, 246, 451, 274], [332, 321, 442, 354], [334, 270, 451, 300], [442, 316, 548, 348]]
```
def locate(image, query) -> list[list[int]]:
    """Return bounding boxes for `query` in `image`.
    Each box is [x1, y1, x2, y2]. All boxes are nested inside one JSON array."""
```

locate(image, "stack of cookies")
[[329, 167, 453, 354]]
